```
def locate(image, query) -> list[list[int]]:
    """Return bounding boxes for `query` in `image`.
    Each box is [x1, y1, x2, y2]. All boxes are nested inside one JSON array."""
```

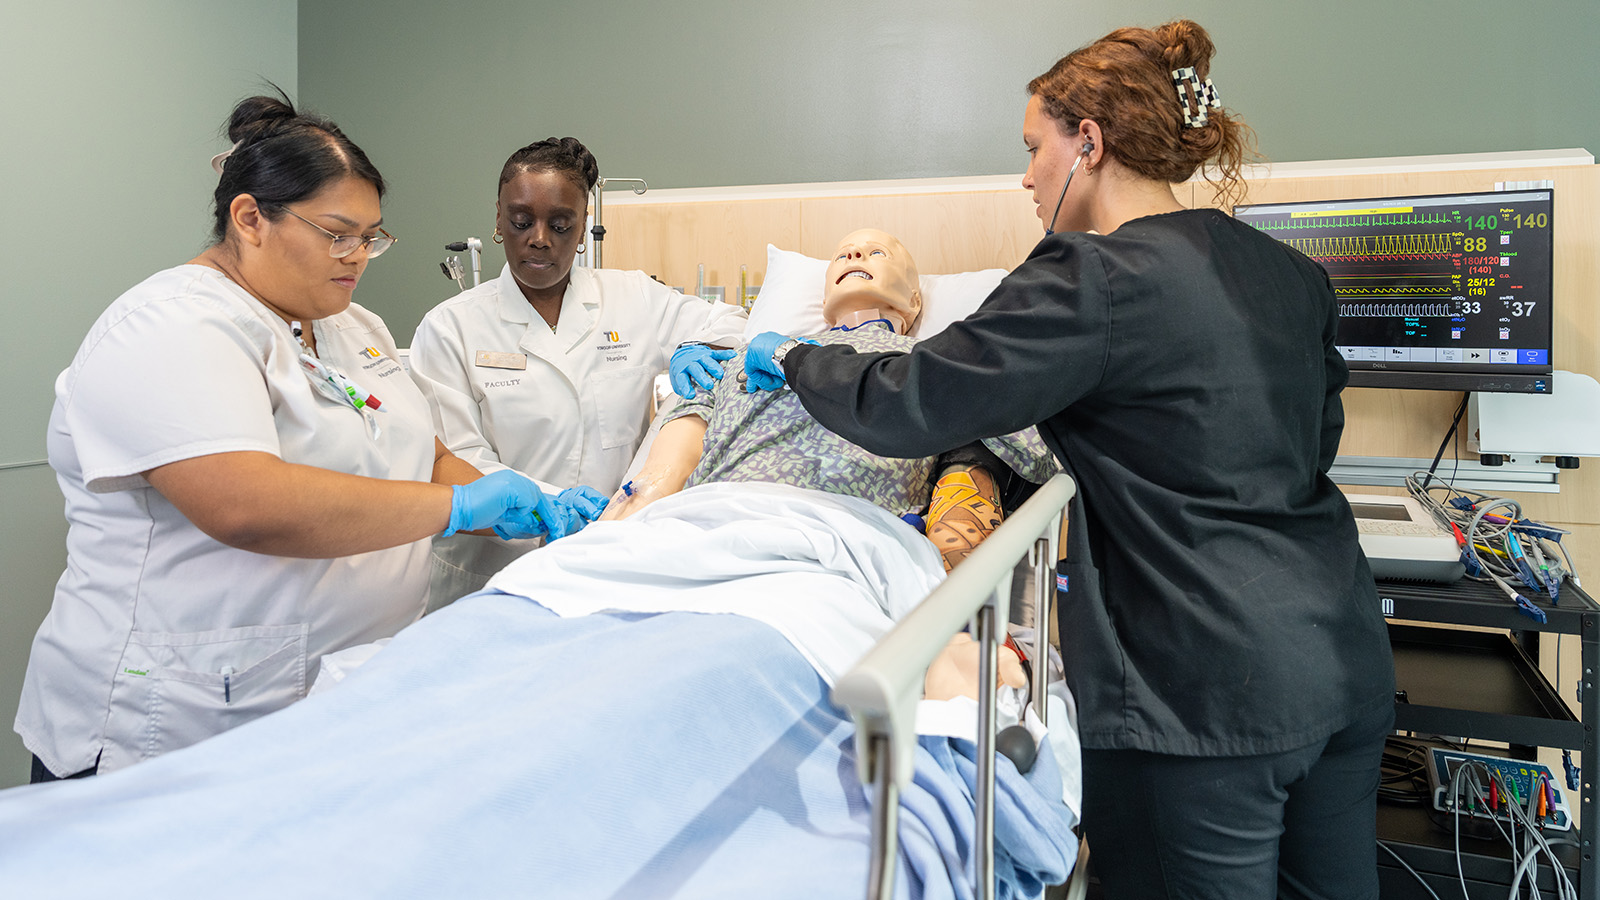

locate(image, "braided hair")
[[498, 137, 599, 197]]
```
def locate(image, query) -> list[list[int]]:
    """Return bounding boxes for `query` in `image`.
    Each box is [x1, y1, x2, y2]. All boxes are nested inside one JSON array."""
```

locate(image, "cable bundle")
[[1405, 474, 1579, 624], [1443, 759, 1578, 900]]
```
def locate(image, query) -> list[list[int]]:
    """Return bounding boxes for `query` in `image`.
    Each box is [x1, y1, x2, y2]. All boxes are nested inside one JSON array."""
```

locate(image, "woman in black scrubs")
[[746, 19, 1393, 900]]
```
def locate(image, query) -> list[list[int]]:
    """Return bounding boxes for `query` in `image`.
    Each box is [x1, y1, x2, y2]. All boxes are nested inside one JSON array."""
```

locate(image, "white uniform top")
[[15, 265, 436, 776], [409, 264, 746, 599]]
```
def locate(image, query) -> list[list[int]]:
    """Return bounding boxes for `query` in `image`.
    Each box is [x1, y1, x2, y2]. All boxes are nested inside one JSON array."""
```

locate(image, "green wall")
[[0, 0, 297, 788], [299, 0, 1600, 343], [3, 0, 1596, 790]]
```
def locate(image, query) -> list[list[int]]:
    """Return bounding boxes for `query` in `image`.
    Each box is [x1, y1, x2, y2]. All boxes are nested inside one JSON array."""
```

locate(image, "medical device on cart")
[[1427, 746, 1572, 832]]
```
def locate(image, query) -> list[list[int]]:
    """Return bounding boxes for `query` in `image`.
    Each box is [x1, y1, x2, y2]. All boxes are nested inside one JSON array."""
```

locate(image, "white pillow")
[[744, 244, 1007, 341]]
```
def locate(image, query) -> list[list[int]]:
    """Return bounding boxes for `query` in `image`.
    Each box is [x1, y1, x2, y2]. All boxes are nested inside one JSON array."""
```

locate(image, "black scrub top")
[[785, 208, 1393, 757]]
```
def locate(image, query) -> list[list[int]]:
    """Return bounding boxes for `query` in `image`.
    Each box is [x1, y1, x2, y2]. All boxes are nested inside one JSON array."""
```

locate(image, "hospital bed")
[[837, 472, 1083, 900], [0, 477, 1082, 899]]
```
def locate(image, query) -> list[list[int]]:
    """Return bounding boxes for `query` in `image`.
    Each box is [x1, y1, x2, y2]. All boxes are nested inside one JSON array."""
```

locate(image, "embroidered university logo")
[[604, 330, 621, 342]]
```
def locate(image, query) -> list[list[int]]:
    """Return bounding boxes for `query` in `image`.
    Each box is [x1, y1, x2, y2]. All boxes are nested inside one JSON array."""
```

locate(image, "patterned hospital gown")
[[664, 323, 1059, 516]]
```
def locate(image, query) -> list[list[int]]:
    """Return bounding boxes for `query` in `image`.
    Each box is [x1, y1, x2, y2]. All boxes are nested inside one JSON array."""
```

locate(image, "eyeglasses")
[[276, 206, 398, 259]]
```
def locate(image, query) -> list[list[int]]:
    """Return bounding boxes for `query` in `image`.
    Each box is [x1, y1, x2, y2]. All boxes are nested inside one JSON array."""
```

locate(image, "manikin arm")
[[598, 415, 709, 521], [925, 461, 1005, 573]]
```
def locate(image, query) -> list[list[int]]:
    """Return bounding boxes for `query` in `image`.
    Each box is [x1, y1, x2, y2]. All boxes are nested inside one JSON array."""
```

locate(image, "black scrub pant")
[[1081, 699, 1393, 900], [30, 753, 97, 784]]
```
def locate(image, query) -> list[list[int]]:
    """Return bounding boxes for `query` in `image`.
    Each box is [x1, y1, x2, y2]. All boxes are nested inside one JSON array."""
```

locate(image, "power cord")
[[1378, 840, 1443, 900], [1418, 392, 1470, 493]]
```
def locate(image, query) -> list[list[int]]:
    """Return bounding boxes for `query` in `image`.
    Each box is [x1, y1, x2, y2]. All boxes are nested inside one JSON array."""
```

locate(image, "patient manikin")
[[603, 228, 1024, 576], [603, 230, 1053, 698], [605, 229, 1028, 570]]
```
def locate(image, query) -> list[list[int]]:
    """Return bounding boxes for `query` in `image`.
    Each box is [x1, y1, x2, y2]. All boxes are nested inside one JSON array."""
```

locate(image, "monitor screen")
[[1234, 189, 1555, 393]]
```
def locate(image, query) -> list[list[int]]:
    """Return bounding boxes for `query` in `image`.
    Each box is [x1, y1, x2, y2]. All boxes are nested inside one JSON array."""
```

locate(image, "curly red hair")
[[1027, 20, 1258, 209]]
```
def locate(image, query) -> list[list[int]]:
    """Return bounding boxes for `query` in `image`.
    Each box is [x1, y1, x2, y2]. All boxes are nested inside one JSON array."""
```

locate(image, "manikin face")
[[496, 169, 589, 301], [1021, 94, 1092, 233], [822, 229, 922, 333]]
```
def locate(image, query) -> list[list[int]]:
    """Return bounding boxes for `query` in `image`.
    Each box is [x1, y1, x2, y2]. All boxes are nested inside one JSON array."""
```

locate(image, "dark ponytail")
[[210, 86, 386, 243], [498, 137, 599, 198]]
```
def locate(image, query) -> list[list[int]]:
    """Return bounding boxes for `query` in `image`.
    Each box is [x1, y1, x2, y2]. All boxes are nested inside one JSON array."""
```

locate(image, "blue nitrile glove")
[[669, 342, 738, 399], [443, 470, 555, 539], [546, 485, 609, 540], [491, 499, 559, 541], [743, 331, 817, 393]]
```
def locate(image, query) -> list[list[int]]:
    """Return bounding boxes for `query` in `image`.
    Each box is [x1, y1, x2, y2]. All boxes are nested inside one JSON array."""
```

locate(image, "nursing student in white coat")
[[16, 95, 553, 784], [410, 137, 747, 603]]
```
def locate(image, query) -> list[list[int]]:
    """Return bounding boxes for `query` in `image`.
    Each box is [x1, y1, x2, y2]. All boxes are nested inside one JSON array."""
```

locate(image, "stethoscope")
[[1044, 139, 1095, 237]]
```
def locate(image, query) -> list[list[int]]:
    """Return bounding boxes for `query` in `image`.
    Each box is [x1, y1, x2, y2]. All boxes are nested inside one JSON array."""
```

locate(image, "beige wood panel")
[[603, 199, 802, 297], [798, 191, 1042, 274]]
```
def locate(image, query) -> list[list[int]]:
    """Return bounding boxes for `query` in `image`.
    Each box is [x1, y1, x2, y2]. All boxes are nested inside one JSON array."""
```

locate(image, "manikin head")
[[822, 229, 922, 334]]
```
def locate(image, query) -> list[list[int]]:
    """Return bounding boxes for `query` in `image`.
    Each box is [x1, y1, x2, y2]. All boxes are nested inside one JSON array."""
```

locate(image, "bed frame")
[[835, 473, 1079, 900]]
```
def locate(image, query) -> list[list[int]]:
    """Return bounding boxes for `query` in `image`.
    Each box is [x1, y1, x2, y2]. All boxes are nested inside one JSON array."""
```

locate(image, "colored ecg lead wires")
[[1443, 760, 1578, 900], [1405, 473, 1579, 624]]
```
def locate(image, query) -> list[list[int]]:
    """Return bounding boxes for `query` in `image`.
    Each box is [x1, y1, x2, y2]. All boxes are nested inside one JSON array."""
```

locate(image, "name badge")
[[475, 350, 528, 370]]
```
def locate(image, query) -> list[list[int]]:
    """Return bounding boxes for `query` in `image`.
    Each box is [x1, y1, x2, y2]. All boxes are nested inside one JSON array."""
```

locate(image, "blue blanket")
[[0, 592, 1076, 898]]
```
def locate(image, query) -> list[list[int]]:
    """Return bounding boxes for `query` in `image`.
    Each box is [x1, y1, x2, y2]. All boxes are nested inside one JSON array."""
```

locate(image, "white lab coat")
[[15, 266, 436, 777], [409, 264, 746, 604]]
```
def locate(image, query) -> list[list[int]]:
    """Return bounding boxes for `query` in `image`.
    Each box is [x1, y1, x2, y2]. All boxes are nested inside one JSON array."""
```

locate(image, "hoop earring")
[[576, 243, 586, 255], [492, 230, 504, 244]]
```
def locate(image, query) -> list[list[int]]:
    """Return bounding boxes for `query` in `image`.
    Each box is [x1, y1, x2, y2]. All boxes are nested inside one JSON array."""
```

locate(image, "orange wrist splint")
[[926, 467, 1003, 573]]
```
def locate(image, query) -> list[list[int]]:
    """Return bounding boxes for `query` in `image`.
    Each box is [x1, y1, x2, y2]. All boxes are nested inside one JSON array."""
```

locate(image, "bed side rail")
[[832, 473, 1073, 900]]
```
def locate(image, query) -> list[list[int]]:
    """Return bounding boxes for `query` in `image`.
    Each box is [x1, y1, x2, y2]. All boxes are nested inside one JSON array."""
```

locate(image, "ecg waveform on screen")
[[1283, 233, 1454, 258], [1244, 212, 1456, 231], [1339, 303, 1456, 317], [1234, 191, 1554, 385], [1270, 221, 1465, 305]]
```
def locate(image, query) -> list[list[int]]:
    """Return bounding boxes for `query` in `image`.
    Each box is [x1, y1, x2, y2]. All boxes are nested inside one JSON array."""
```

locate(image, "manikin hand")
[[923, 633, 1027, 702]]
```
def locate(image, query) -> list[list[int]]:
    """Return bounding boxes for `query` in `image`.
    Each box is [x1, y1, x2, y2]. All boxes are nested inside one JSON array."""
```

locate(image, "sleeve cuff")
[[781, 342, 818, 380], [916, 696, 980, 739]]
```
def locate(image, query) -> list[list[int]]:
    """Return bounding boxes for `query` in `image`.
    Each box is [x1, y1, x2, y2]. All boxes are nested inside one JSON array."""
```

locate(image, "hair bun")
[[226, 93, 298, 144], [1154, 19, 1216, 76], [558, 137, 600, 189]]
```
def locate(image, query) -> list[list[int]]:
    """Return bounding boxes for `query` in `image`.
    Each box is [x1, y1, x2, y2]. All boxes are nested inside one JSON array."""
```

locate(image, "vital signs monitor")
[[1235, 189, 1555, 394]]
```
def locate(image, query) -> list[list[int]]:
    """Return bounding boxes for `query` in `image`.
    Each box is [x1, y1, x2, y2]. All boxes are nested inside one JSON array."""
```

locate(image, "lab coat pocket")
[[101, 623, 310, 770], [593, 365, 654, 450]]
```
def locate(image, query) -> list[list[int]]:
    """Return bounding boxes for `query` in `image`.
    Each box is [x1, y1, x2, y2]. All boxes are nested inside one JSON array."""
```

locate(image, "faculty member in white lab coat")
[[16, 94, 551, 784], [409, 137, 746, 604]]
